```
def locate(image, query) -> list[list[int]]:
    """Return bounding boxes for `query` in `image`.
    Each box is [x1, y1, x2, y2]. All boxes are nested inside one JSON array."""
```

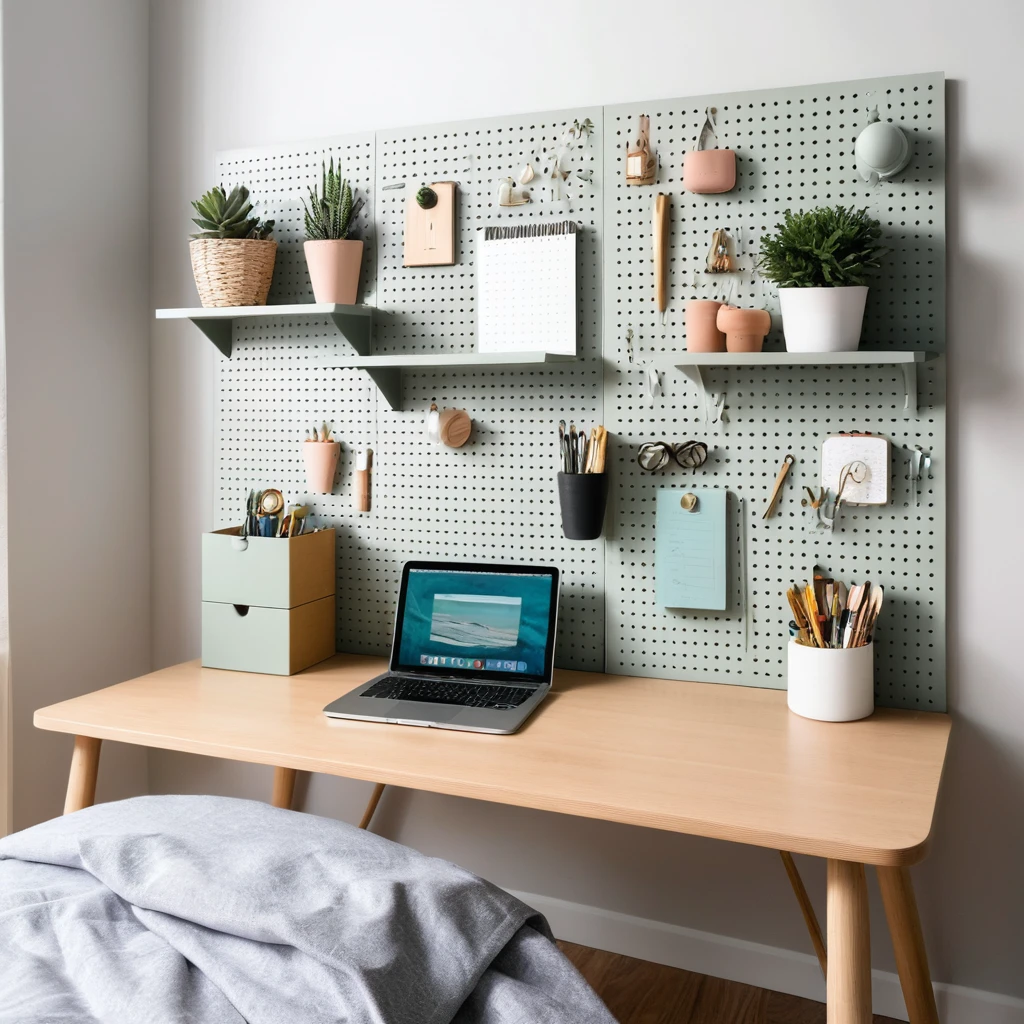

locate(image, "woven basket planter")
[[189, 238, 277, 307]]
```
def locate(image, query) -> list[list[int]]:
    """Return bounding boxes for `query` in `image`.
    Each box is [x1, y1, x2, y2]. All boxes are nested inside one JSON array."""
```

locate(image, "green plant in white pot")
[[757, 206, 888, 352], [302, 159, 364, 305]]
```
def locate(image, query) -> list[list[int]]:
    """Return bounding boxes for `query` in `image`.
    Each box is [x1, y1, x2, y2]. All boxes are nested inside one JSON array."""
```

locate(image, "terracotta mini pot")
[[303, 441, 341, 493], [304, 239, 363, 304], [716, 305, 771, 353], [685, 300, 726, 352], [682, 149, 736, 194]]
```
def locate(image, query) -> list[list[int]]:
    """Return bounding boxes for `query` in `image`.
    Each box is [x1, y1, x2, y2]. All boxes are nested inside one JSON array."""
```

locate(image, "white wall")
[[149, 0, 1024, 1007], [0, 9, 8, 837], [4, 0, 152, 829]]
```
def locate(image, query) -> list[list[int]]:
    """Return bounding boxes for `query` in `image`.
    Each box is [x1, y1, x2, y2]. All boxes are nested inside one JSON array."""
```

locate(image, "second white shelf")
[[320, 351, 576, 410]]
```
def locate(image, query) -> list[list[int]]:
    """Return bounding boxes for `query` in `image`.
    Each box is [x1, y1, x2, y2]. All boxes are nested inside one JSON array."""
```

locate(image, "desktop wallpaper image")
[[398, 570, 554, 675]]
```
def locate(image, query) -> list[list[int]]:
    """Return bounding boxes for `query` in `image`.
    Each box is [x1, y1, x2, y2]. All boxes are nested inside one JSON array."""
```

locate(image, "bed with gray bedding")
[[0, 795, 615, 1023]]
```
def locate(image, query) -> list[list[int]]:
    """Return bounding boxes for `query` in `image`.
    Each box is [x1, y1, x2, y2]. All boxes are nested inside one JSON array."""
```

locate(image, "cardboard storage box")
[[201, 527, 335, 675]]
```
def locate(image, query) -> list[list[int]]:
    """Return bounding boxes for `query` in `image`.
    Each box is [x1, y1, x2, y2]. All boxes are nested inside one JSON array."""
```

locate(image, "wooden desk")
[[35, 655, 951, 1024]]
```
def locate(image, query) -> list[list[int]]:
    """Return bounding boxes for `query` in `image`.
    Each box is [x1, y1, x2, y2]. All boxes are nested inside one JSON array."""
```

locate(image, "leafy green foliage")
[[190, 185, 275, 240], [757, 206, 887, 288], [303, 159, 363, 241]]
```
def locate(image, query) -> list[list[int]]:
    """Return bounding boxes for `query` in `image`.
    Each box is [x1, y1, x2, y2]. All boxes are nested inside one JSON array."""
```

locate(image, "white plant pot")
[[787, 640, 875, 722], [779, 285, 868, 352]]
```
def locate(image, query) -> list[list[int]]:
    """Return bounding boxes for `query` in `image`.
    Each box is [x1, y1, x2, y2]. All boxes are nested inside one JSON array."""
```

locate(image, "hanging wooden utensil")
[[762, 454, 795, 519], [653, 193, 669, 321]]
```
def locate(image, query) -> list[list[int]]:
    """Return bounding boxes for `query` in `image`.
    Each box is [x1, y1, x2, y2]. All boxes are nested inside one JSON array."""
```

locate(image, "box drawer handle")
[[233, 604, 250, 617]]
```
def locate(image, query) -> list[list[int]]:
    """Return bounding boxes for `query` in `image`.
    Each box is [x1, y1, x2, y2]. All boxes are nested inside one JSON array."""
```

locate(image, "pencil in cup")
[[786, 580, 883, 649], [558, 422, 607, 474]]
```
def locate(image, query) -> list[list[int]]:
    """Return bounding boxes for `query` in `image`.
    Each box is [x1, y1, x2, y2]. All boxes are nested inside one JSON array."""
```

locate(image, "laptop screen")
[[392, 563, 559, 684]]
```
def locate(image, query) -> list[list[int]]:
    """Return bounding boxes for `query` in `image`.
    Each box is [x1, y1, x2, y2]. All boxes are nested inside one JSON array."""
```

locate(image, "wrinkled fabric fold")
[[0, 795, 614, 1024]]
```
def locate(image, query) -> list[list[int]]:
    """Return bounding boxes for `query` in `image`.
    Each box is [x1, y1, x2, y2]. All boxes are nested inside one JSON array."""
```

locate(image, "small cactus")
[[416, 185, 438, 209], [303, 158, 364, 241]]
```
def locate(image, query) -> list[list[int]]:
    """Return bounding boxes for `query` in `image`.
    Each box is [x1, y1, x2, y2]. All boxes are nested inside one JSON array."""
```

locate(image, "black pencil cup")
[[557, 472, 609, 541]]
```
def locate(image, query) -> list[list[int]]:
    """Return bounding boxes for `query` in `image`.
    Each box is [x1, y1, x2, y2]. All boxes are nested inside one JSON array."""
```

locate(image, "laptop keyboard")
[[362, 676, 535, 709]]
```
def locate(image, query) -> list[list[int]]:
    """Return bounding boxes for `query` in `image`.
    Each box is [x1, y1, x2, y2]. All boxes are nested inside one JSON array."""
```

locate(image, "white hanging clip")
[[626, 328, 662, 408]]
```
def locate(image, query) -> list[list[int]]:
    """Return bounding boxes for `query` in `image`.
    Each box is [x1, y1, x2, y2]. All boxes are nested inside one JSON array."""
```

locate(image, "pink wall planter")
[[304, 239, 363, 305], [303, 441, 341, 493], [682, 149, 736, 194], [685, 300, 726, 352], [716, 305, 771, 353]]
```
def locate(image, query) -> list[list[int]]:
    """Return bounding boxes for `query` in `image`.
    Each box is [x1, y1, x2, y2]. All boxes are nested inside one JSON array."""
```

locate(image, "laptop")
[[323, 561, 560, 735]]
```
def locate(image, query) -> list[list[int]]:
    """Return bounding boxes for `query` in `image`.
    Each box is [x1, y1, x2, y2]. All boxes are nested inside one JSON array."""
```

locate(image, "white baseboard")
[[508, 888, 1024, 1024]]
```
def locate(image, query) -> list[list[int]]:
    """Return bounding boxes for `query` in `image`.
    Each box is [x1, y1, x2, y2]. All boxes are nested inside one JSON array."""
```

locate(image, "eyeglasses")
[[637, 440, 708, 472]]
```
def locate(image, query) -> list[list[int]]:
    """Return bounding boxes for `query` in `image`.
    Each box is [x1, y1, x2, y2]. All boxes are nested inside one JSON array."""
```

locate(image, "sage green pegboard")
[[209, 73, 946, 711], [214, 110, 607, 673], [603, 72, 945, 710]]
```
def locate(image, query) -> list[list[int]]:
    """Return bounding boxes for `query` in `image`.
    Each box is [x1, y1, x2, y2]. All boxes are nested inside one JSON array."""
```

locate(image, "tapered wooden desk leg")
[[271, 767, 297, 810], [780, 851, 828, 977], [358, 783, 386, 830], [64, 736, 102, 815], [827, 860, 872, 1024], [877, 866, 939, 1024]]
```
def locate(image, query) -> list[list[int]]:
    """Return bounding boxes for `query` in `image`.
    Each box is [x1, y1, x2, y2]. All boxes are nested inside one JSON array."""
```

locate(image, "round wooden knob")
[[438, 408, 472, 448]]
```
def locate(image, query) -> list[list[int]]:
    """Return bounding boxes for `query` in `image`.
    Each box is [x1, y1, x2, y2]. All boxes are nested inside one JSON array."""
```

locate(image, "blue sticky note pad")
[[656, 488, 728, 610]]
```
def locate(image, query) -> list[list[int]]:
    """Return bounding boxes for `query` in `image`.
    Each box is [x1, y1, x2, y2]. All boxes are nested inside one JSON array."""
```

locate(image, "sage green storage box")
[[201, 527, 336, 675]]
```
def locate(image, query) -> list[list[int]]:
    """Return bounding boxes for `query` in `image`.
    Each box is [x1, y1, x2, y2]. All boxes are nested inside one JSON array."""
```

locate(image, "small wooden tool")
[[653, 194, 669, 320], [354, 449, 372, 512], [762, 454, 795, 519]]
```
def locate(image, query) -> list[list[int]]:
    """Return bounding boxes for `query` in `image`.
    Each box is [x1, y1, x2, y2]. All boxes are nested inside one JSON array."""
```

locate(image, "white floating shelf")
[[320, 351, 577, 410], [667, 349, 938, 367], [155, 303, 375, 357], [661, 349, 941, 420]]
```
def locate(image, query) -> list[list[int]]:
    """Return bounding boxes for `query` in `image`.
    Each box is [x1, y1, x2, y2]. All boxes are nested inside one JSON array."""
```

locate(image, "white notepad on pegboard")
[[477, 221, 578, 355]]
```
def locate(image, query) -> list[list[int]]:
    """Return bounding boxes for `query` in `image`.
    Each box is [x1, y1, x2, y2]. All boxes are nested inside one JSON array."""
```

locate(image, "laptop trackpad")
[[390, 701, 458, 723]]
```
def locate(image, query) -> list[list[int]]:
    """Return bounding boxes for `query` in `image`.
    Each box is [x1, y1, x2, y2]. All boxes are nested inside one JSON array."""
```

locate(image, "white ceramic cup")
[[787, 640, 875, 722]]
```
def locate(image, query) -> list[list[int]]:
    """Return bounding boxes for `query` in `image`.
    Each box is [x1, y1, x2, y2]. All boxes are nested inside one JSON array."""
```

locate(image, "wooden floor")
[[558, 941, 903, 1024]]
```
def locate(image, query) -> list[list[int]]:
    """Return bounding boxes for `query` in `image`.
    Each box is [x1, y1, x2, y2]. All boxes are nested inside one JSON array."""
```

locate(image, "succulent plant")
[[416, 185, 438, 209], [190, 185, 275, 240], [757, 206, 887, 288], [303, 158, 364, 241]]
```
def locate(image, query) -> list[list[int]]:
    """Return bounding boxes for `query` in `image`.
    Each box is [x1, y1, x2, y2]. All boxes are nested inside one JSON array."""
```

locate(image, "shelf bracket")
[[901, 363, 918, 419], [190, 318, 233, 358], [679, 364, 714, 424], [329, 309, 373, 356], [364, 367, 402, 410]]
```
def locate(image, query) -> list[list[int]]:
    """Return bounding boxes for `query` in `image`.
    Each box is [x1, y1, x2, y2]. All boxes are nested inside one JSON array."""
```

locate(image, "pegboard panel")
[[209, 75, 945, 710], [365, 108, 605, 669], [603, 73, 946, 709], [215, 133, 385, 649], [214, 111, 607, 671]]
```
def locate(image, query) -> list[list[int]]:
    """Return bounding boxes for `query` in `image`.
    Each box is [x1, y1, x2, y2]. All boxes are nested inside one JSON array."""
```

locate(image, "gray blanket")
[[0, 795, 614, 1024]]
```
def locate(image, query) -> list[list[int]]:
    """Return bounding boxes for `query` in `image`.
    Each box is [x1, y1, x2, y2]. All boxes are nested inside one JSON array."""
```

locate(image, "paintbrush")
[[803, 582, 825, 648]]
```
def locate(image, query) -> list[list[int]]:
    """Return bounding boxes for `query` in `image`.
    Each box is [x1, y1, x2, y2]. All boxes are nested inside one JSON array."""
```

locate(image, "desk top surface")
[[35, 655, 951, 865]]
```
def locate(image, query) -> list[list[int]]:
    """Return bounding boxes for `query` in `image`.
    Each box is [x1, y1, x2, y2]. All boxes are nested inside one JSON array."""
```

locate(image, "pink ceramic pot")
[[717, 305, 771, 353], [303, 441, 341, 493], [304, 239, 363, 305], [685, 300, 726, 352], [682, 149, 736, 194]]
